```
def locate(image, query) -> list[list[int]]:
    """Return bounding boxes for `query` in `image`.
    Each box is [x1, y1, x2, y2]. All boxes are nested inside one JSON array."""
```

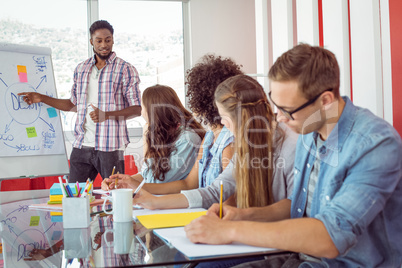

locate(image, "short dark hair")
[[89, 20, 114, 37]]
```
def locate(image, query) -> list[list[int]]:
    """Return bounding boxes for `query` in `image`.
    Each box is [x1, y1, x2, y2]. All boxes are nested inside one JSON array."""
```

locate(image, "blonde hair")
[[215, 75, 277, 208]]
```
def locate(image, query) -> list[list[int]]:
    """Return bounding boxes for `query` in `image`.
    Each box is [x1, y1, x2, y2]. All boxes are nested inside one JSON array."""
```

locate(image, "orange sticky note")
[[17, 65, 27, 74]]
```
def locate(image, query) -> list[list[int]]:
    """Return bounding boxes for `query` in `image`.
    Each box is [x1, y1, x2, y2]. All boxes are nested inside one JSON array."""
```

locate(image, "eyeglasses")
[[268, 88, 333, 120]]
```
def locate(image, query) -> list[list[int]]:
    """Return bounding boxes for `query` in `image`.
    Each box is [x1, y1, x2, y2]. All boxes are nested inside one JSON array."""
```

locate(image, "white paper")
[[154, 227, 279, 259]]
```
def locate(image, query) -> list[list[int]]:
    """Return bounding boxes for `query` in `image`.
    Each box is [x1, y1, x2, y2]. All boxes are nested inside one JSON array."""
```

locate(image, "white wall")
[[322, 0, 351, 97], [258, 0, 392, 120], [349, 0, 383, 118], [189, 0, 257, 74]]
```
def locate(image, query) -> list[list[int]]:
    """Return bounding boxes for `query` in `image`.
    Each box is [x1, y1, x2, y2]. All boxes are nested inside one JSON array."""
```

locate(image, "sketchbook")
[[154, 227, 280, 259]]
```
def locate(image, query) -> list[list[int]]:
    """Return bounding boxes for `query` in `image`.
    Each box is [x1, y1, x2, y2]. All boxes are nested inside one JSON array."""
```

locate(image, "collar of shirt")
[[89, 51, 117, 66]]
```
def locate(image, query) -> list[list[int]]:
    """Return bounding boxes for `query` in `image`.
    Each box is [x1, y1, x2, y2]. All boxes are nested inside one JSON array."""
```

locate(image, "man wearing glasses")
[[185, 43, 402, 267]]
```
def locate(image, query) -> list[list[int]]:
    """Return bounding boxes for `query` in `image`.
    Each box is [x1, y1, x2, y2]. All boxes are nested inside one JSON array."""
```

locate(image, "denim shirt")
[[198, 126, 234, 188], [140, 128, 202, 183], [291, 97, 402, 268]]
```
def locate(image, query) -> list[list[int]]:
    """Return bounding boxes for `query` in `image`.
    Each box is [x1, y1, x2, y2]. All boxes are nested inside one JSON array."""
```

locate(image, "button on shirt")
[[70, 52, 141, 152], [290, 97, 402, 267]]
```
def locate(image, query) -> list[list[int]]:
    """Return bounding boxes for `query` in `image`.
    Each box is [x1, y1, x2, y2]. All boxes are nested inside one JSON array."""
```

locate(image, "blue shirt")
[[140, 128, 202, 183], [198, 126, 234, 188], [291, 97, 402, 267]]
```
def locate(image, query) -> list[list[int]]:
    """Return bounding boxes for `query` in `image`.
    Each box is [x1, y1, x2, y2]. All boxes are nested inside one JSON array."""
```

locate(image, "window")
[[1, 0, 186, 131], [99, 0, 185, 128], [0, 0, 87, 131]]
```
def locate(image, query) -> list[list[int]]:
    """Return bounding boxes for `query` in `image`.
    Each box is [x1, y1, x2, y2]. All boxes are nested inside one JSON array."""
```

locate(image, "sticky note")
[[47, 107, 58, 118], [17, 65, 27, 74], [52, 231, 62, 240], [26, 127, 37, 138], [19, 72, 28, 83], [30, 216, 40, 226]]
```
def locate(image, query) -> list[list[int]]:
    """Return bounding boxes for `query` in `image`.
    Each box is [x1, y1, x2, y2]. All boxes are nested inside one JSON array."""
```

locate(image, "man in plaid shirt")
[[20, 20, 141, 182]]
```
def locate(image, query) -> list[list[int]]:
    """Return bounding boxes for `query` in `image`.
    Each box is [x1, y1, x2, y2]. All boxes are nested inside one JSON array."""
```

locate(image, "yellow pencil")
[[115, 171, 119, 189], [219, 180, 223, 219], [111, 166, 116, 176], [111, 166, 116, 189]]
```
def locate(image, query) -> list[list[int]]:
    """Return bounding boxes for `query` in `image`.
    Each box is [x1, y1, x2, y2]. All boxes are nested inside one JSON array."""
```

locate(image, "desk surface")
[[0, 190, 282, 267]]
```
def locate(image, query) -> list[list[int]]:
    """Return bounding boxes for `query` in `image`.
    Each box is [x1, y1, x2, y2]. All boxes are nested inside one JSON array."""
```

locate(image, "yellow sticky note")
[[137, 211, 207, 229], [50, 211, 63, 216], [17, 65, 27, 74], [30, 216, 40, 226], [26, 127, 37, 138]]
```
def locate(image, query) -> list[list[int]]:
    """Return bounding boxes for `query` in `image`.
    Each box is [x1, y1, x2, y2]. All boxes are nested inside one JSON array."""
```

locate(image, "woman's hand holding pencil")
[[102, 173, 141, 191], [206, 203, 240, 221]]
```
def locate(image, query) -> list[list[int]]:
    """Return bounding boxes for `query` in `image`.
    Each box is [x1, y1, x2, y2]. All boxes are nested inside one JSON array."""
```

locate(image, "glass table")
[[0, 190, 284, 267]]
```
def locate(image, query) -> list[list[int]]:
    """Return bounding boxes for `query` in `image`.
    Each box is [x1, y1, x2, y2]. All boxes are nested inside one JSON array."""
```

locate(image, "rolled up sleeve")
[[182, 161, 236, 209], [315, 133, 402, 255]]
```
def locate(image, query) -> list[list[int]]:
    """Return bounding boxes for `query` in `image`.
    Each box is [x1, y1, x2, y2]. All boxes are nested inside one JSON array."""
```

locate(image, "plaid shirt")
[[70, 52, 141, 151]]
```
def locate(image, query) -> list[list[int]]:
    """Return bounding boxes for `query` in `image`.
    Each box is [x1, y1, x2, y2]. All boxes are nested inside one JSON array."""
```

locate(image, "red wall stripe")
[[318, 0, 323, 47], [347, 0, 353, 102], [389, 0, 402, 135]]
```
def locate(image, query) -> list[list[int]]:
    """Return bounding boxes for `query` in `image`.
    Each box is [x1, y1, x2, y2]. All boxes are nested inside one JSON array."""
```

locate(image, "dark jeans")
[[233, 253, 306, 268], [69, 147, 124, 183], [195, 256, 265, 268]]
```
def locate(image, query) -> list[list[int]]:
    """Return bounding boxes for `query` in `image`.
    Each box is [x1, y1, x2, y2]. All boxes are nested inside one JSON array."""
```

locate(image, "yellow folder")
[[137, 211, 207, 229]]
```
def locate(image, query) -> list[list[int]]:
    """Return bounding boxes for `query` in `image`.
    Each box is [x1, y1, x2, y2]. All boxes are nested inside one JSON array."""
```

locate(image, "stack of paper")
[[154, 227, 280, 259]]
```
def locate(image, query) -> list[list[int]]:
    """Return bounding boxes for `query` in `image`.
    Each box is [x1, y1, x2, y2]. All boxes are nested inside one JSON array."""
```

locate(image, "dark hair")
[[89, 20, 114, 36], [268, 43, 340, 99], [143, 85, 205, 182], [185, 54, 243, 128]]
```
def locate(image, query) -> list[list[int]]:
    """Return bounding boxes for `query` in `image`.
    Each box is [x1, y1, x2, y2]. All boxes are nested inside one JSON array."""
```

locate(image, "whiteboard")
[[0, 43, 69, 179]]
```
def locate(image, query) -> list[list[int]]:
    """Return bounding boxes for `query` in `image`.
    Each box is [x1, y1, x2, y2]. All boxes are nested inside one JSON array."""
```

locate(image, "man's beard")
[[94, 49, 111, 60]]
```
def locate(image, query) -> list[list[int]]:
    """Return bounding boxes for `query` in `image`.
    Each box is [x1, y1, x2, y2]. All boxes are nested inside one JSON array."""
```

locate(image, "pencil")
[[111, 166, 116, 176], [115, 171, 119, 189], [110, 166, 116, 189], [90, 208, 112, 216], [219, 180, 223, 219], [58, 177, 66, 198]]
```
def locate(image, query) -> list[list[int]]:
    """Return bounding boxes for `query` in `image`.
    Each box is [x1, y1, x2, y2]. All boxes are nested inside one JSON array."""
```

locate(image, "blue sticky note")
[[52, 230, 62, 240], [47, 107, 57, 118]]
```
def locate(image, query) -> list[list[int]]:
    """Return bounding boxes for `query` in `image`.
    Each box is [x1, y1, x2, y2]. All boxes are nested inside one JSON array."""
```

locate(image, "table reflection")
[[1, 198, 185, 267]]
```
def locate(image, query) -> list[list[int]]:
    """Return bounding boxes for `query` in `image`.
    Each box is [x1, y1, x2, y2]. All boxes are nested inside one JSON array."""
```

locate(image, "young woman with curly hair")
[[103, 54, 243, 192], [101, 84, 204, 187]]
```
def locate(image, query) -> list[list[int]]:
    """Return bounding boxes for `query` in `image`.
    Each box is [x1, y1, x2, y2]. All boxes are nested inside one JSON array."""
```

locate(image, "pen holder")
[[62, 197, 90, 228]]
